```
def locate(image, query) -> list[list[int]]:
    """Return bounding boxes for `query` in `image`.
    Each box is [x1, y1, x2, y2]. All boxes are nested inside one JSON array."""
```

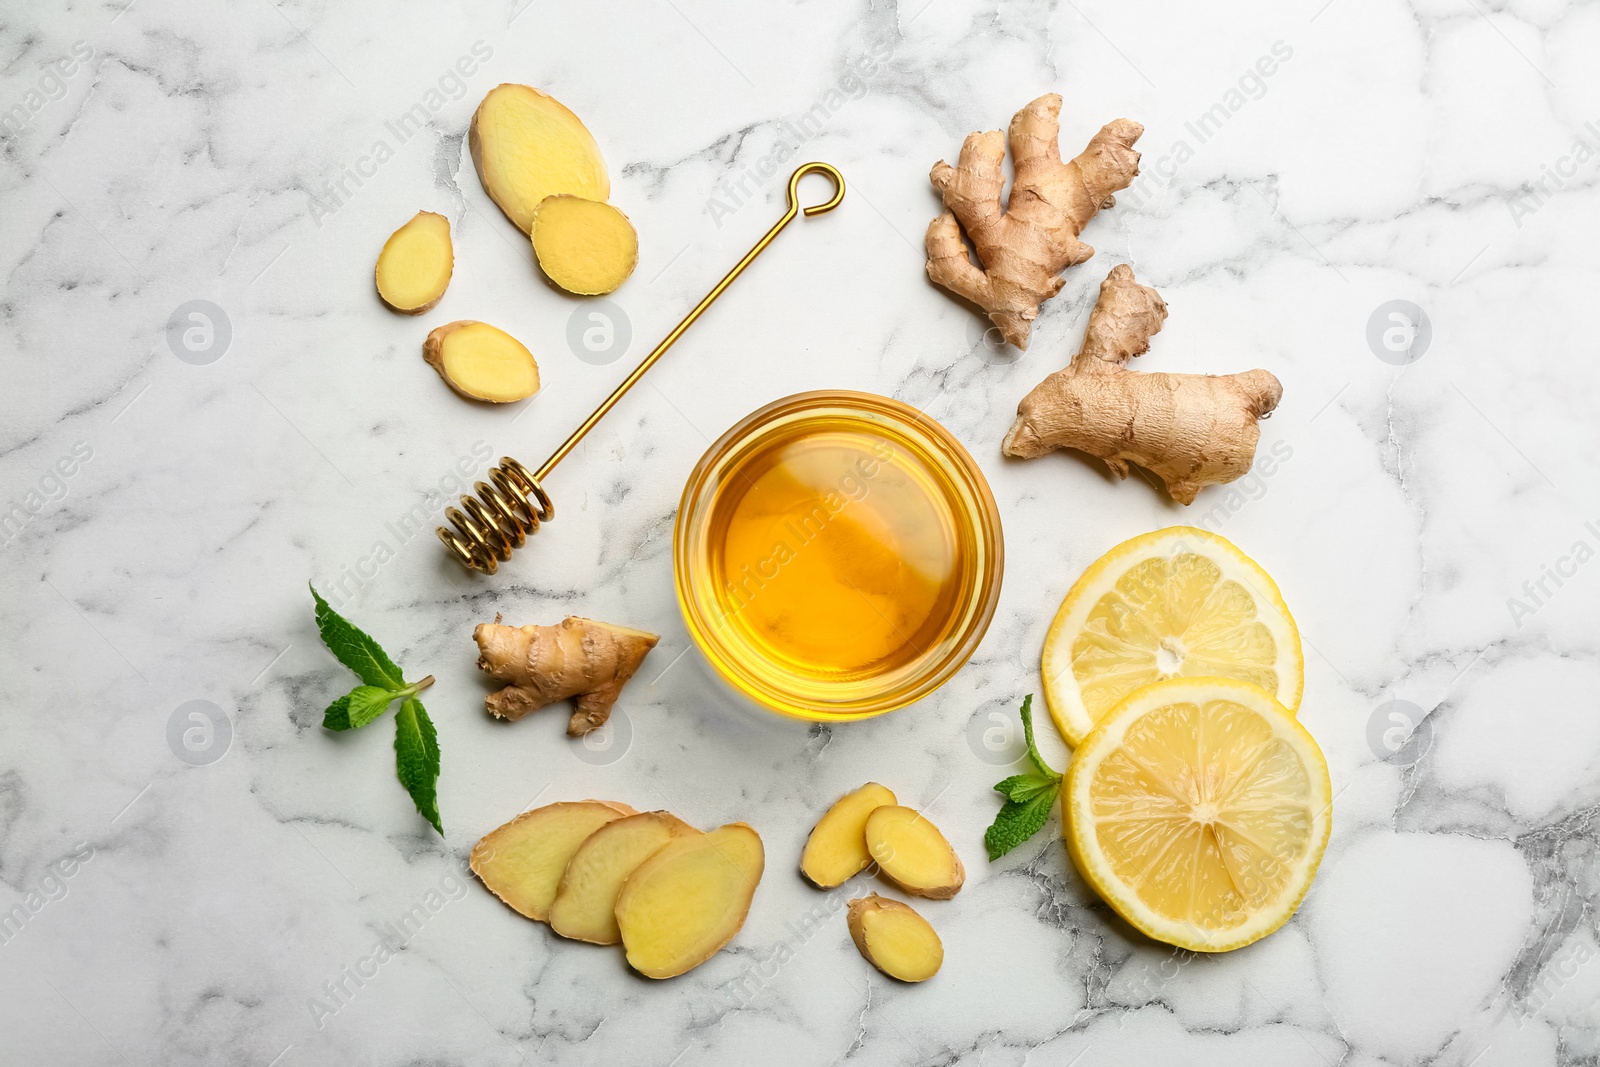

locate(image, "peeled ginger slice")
[[864, 805, 965, 899], [800, 782, 897, 889], [375, 210, 453, 314], [470, 800, 634, 921], [848, 894, 943, 982], [616, 822, 764, 979], [423, 320, 540, 403], [470, 83, 609, 234], [532, 195, 638, 296], [550, 811, 697, 945]]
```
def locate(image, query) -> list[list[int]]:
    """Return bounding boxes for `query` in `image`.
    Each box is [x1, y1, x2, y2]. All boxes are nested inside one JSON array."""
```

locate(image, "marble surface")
[[4, 0, 1599, 1063]]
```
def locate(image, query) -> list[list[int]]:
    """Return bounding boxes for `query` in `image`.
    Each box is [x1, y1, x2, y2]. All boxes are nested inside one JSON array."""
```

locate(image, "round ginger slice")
[[1065, 677, 1331, 952], [616, 822, 764, 979], [469, 800, 635, 922], [1043, 525, 1303, 747], [800, 782, 897, 889], [375, 210, 453, 314], [470, 83, 610, 235], [864, 805, 964, 899], [848, 894, 943, 982], [550, 811, 697, 945], [422, 320, 540, 403], [531, 195, 638, 296]]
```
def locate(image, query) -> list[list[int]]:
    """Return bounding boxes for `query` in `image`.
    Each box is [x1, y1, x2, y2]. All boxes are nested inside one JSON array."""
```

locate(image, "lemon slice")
[[1065, 678, 1331, 952], [1042, 526, 1302, 747]]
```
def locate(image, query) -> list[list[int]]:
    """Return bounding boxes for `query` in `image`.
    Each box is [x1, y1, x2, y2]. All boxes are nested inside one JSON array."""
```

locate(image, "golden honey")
[[676, 392, 1003, 721]]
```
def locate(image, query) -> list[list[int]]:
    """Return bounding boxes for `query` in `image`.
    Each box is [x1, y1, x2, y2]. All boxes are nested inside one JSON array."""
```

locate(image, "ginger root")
[[375, 210, 453, 314], [1002, 265, 1283, 504], [551, 810, 697, 945], [470, 84, 609, 235], [423, 321, 540, 403], [615, 822, 765, 979], [848, 894, 943, 982], [470, 800, 635, 921], [927, 94, 1143, 350], [532, 195, 638, 295], [800, 782, 897, 889], [473, 616, 658, 735], [864, 805, 965, 899]]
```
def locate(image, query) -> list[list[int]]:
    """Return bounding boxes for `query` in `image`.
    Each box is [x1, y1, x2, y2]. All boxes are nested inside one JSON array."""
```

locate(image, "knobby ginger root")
[[470, 84, 609, 235], [864, 805, 965, 899], [470, 800, 635, 921], [423, 321, 540, 403], [375, 211, 453, 314], [848, 894, 944, 982], [532, 195, 638, 295], [615, 823, 765, 979], [1002, 265, 1283, 504], [927, 94, 1143, 350], [473, 616, 658, 736], [800, 783, 897, 889], [550, 811, 697, 945]]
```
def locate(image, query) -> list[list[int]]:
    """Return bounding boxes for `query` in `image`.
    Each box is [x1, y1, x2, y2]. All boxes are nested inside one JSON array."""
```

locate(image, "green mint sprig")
[[310, 584, 442, 834], [983, 695, 1063, 861]]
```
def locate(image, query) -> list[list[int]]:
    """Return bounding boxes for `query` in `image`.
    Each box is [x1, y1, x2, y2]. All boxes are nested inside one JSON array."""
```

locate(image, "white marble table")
[[4, 1, 1598, 1063]]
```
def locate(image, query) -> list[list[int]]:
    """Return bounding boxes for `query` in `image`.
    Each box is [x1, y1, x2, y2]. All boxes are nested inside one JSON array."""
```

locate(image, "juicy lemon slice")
[[1065, 678, 1331, 952], [1042, 526, 1302, 747]]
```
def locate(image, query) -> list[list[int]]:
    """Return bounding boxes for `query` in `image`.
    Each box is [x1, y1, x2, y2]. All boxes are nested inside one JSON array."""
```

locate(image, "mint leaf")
[[983, 695, 1065, 861], [394, 698, 442, 835], [1018, 694, 1059, 781], [995, 772, 1059, 805], [323, 686, 399, 731], [310, 584, 405, 690], [985, 785, 1060, 861]]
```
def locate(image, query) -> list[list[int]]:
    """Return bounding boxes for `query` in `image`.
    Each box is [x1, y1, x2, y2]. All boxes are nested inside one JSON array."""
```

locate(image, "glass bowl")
[[674, 390, 1004, 721]]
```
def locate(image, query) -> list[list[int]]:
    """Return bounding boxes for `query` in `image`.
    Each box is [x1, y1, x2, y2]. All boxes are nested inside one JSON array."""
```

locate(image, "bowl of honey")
[[674, 391, 1004, 721]]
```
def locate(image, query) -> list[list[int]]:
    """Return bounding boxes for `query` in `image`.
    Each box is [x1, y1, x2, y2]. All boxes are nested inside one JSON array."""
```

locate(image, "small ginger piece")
[[864, 805, 965, 899], [1002, 264, 1283, 504], [474, 616, 658, 736], [532, 195, 638, 296], [800, 783, 897, 889], [550, 811, 698, 945], [470, 84, 610, 235], [615, 823, 764, 979], [423, 321, 540, 403], [375, 210, 453, 314], [848, 894, 944, 982], [927, 94, 1143, 350], [470, 800, 636, 921]]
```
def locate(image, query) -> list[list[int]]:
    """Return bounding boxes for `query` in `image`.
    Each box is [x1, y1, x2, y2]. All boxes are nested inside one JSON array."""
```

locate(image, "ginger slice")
[[550, 811, 697, 944], [531, 195, 638, 296], [470, 84, 610, 235], [848, 894, 944, 982], [470, 800, 635, 921], [375, 210, 453, 314], [1002, 265, 1282, 504], [616, 823, 764, 979], [422, 320, 540, 403], [864, 805, 965, 899], [800, 782, 897, 889], [473, 616, 659, 736]]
